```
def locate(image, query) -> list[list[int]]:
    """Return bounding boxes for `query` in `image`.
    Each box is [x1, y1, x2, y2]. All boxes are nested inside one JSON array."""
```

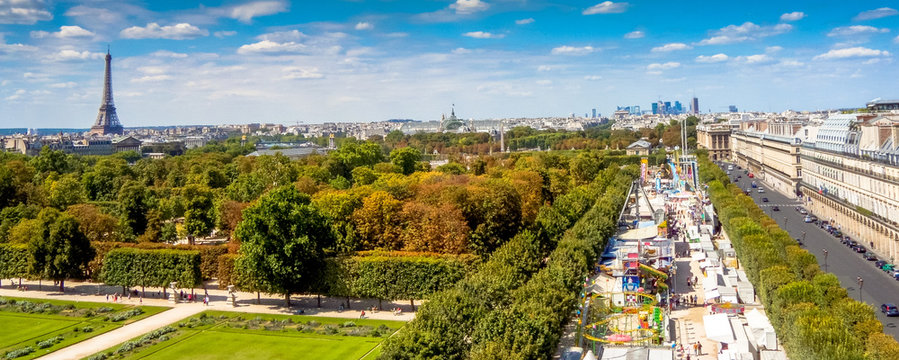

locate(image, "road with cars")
[[719, 162, 899, 339]]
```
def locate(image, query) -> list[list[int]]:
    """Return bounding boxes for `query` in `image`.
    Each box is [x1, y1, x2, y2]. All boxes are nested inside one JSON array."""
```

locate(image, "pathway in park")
[[0, 281, 417, 321], [37, 303, 207, 360]]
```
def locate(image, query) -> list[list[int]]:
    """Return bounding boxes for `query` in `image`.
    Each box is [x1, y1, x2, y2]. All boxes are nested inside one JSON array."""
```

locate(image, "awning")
[[703, 313, 735, 343], [619, 226, 659, 240]]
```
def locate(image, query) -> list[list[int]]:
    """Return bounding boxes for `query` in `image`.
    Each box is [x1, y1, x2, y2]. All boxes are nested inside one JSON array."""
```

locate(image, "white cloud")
[[537, 65, 553, 72], [120, 23, 208, 40], [827, 25, 889, 37], [695, 53, 728, 63], [814, 47, 891, 60], [535, 79, 552, 86], [647, 62, 680, 70], [49, 82, 77, 88], [697, 22, 792, 45], [651, 42, 691, 52], [584, 75, 602, 80], [895, 35, 899, 44], [229, 0, 288, 23], [237, 40, 306, 55], [463, 31, 503, 39], [132, 75, 174, 83], [214, 31, 237, 38], [583, 1, 628, 15], [551, 45, 595, 55], [451, 47, 472, 54], [283, 67, 324, 80], [0, 42, 37, 54], [45, 49, 105, 62], [0, 0, 52, 24], [450, 0, 489, 15], [765, 46, 783, 53], [624, 30, 644, 39], [853, 7, 898, 21], [778, 60, 804, 67], [257, 30, 304, 42], [515, 18, 534, 25], [31, 25, 95, 39], [5, 89, 26, 101], [739, 54, 774, 64], [355, 22, 374, 30], [780, 12, 805, 22], [151, 50, 188, 58]]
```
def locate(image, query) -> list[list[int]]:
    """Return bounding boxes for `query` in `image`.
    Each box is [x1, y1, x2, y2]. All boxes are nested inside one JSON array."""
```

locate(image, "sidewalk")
[[0, 280, 417, 322], [37, 303, 206, 360]]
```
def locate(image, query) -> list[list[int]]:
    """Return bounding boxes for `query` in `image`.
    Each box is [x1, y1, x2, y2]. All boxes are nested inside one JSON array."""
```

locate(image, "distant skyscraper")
[[729, 105, 738, 113], [692, 97, 699, 114], [674, 101, 683, 114], [592, 108, 596, 118], [89, 49, 124, 136], [652, 102, 659, 115]]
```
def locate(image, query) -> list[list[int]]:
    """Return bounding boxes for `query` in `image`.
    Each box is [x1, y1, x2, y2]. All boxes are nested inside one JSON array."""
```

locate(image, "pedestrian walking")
[[106, 294, 109, 301], [698, 343, 703, 355], [692, 342, 698, 356], [360, 310, 365, 319]]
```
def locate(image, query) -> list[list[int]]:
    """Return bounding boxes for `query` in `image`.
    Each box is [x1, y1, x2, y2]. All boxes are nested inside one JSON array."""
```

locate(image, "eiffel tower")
[[89, 48, 124, 136]]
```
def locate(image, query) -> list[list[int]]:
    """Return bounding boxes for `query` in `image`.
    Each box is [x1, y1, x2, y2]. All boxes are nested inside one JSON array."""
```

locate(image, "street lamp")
[[784, 216, 789, 227], [857, 277, 863, 302], [822, 249, 828, 272]]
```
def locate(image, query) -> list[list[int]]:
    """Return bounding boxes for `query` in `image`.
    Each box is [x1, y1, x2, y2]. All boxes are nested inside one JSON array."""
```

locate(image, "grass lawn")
[[0, 296, 168, 360], [89, 311, 406, 360]]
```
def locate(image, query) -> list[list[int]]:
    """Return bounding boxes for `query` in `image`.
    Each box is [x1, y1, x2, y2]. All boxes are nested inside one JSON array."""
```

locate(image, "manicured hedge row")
[[0, 243, 28, 281], [89, 242, 227, 281], [102, 248, 202, 289], [217, 251, 477, 299], [378, 165, 635, 359], [697, 153, 899, 360]]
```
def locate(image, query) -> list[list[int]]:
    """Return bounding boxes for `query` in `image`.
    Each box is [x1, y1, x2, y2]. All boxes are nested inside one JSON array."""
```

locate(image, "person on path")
[[360, 310, 365, 319], [106, 294, 109, 301], [695, 342, 700, 356], [698, 343, 703, 355]]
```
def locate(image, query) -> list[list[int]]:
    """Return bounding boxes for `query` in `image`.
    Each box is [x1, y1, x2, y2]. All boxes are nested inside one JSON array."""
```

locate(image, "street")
[[720, 163, 899, 340]]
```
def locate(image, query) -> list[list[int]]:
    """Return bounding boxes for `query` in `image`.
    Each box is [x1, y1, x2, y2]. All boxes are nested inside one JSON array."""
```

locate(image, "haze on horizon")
[[0, 0, 897, 128]]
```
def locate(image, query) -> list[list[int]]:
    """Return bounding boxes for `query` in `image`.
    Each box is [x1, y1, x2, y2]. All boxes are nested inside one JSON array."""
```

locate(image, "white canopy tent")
[[703, 314, 735, 343]]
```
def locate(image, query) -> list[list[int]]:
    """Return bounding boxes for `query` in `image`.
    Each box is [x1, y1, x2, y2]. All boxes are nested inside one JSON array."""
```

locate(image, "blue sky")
[[0, 0, 897, 127]]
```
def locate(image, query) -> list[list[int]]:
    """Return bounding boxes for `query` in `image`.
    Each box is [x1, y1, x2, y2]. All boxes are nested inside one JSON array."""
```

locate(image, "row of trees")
[[378, 164, 637, 358], [697, 153, 899, 360]]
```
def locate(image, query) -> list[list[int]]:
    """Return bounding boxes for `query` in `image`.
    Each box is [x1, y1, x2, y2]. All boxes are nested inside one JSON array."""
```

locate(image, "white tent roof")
[[704, 314, 736, 343], [745, 309, 774, 330]]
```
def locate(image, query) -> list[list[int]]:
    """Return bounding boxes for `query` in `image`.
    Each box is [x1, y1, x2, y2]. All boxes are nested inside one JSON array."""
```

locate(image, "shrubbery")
[[101, 248, 201, 289]]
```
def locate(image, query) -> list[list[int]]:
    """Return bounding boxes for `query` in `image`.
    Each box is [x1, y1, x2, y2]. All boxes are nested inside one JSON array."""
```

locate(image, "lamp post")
[[857, 277, 863, 302], [784, 216, 789, 227], [801, 231, 806, 247], [822, 249, 828, 272]]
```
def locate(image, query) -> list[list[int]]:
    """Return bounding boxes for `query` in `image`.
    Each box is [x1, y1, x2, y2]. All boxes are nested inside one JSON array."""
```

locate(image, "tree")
[[390, 147, 422, 175], [31, 146, 70, 175], [28, 212, 94, 291], [400, 202, 469, 254], [66, 204, 120, 242], [235, 185, 333, 306], [183, 184, 215, 244], [118, 181, 149, 236], [47, 174, 85, 209], [353, 191, 403, 250]]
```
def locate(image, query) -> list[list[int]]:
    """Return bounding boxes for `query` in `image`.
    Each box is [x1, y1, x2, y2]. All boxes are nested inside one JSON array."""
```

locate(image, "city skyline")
[[0, 0, 897, 127]]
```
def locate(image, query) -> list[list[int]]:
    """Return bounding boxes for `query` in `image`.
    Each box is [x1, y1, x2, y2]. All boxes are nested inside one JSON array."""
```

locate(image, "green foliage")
[[28, 212, 94, 286], [101, 247, 202, 288], [0, 243, 28, 280], [389, 147, 422, 175], [235, 186, 333, 304]]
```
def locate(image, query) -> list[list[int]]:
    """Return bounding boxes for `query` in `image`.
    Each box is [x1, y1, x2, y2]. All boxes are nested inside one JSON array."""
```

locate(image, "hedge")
[[0, 243, 28, 282], [378, 165, 636, 359], [216, 251, 477, 300], [697, 153, 899, 360], [89, 242, 226, 281], [101, 248, 202, 289]]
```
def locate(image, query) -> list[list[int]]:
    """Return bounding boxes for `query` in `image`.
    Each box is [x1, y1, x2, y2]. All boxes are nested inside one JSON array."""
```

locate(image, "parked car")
[[804, 215, 815, 223], [799, 208, 808, 215], [853, 245, 867, 253], [833, 230, 843, 238], [875, 260, 887, 269], [772, 206, 780, 211], [865, 252, 878, 261], [758, 188, 765, 193], [762, 197, 769, 202], [882, 304, 899, 317], [748, 173, 754, 178], [846, 240, 858, 247]]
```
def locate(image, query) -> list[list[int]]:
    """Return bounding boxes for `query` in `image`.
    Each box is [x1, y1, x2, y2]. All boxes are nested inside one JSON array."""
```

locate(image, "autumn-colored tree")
[[400, 201, 470, 254], [217, 200, 249, 239], [353, 191, 403, 250], [65, 204, 119, 242], [507, 170, 546, 225]]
